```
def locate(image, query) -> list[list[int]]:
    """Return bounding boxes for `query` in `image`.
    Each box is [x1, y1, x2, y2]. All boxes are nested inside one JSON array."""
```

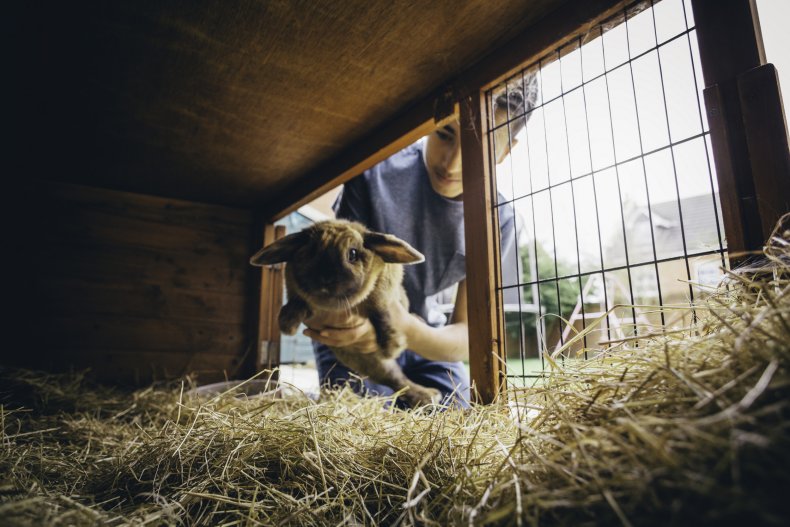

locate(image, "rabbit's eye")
[[348, 248, 359, 263]]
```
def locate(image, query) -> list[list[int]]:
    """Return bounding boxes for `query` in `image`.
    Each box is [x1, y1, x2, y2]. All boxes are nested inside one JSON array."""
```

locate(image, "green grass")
[[463, 358, 547, 388], [504, 358, 545, 387]]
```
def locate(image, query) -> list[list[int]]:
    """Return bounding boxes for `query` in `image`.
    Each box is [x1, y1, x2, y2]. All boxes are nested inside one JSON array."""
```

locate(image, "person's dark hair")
[[492, 72, 539, 138]]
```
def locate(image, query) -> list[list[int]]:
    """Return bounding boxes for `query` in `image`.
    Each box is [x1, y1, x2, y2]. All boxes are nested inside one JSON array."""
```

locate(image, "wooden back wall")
[[7, 182, 258, 386]]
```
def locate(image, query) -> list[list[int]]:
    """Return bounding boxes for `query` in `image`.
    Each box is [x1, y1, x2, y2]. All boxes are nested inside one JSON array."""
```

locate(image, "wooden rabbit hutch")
[[7, 0, 789, 403]]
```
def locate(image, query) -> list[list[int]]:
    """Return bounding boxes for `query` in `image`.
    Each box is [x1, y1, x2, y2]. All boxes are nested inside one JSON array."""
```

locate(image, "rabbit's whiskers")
[[342, 295, 354, 317]]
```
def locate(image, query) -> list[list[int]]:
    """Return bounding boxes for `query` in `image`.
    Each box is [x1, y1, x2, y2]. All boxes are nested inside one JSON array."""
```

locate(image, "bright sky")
[[756, 0, 790, 112]]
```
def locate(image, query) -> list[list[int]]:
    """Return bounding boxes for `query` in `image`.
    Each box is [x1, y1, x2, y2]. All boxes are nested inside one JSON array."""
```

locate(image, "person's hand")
[[302, 301, 412, 354], [302, 311, 379, 353]]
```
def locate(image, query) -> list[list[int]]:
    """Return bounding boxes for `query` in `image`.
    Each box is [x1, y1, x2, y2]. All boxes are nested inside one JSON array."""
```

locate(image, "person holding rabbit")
[[306, 77, 538, 408]]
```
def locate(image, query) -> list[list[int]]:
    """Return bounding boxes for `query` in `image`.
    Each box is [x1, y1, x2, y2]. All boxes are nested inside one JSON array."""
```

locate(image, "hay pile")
[[2, 220, 789, 526]]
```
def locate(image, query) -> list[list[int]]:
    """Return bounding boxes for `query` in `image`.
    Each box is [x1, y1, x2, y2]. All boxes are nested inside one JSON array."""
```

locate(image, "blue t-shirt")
[[334, 141, 517, 325]]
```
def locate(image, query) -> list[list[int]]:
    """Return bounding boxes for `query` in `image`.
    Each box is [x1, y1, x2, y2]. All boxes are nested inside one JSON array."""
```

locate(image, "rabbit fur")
[[250, 219, 442, 407]]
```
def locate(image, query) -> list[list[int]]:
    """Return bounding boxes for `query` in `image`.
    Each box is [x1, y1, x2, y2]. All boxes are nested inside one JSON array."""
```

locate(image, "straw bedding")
[[2, 218, 789, 526]]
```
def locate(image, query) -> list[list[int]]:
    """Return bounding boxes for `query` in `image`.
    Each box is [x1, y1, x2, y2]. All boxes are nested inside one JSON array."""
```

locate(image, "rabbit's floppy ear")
[[364, 232, 425, 264], [250, 231, 306, 266]]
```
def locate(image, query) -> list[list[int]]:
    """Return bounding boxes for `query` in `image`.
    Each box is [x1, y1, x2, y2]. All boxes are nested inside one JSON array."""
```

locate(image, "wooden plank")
[[269, 104, 438, 220], [692, 0, 765, 87], [10, 182, 258, 385], [737, 64, 790, 239], [692, 0, 767, 255], [45, 206, 250, 257], [460, 91, 506, 404], [41, 315, 246, 355], [37, 278, 248, 324], [42, 181, 253, 231], [256, 223, 277, 375], [42, 243, 250, 294], [266, 0, 628, 220], [39, 349, 244, 386], [702, 85, 759, 256], [255, 225, 287, 378]]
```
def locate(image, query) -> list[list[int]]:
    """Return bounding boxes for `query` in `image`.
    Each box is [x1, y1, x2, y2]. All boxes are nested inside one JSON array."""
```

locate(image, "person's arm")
[[399, 280, 468, 362], [305, 280, 470, 363]]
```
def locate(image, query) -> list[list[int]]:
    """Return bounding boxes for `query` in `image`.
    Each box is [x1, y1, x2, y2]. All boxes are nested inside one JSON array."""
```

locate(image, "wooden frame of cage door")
[[692, 0, 790, 257], [459, 95, 508, 404], [241, 222, 286, 381]]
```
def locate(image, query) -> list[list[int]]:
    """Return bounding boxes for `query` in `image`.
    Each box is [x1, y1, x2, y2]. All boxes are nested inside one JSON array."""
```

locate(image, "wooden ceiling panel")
[[16, 0, 566, 208]]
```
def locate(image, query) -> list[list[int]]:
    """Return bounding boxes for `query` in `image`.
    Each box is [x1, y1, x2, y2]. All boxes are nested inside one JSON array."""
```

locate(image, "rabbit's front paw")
[[278, 299, 310, 336], [278, 309, 302, 336], [403, 386, 442, 408]]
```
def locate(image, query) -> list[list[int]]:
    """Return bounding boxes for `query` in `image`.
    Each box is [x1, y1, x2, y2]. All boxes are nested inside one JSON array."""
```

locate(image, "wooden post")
[[460, 91, 507, 404], [256, 224, 286, 380], [738, 64, 790, 239], [693, 0, 790, 255]]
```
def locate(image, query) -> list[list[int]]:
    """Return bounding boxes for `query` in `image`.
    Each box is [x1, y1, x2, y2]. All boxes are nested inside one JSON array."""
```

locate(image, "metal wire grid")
[[485, 0, 728, 383]]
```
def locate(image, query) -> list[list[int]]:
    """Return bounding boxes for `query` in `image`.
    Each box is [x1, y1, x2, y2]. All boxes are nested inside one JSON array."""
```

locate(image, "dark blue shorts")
[[313, 342, 471, 408]]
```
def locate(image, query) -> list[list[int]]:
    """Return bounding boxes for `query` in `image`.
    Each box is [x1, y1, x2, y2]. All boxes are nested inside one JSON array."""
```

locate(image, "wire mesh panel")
[[486, 0, 727, 386]]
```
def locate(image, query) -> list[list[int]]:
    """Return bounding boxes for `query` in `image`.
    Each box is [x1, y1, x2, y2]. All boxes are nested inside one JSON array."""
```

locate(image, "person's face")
[[424, 121, 463, 199], [423, 109, 515, 199]]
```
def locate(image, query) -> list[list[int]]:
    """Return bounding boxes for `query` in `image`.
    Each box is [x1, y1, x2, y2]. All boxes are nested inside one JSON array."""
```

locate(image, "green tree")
[[505, 242, 579, 357]]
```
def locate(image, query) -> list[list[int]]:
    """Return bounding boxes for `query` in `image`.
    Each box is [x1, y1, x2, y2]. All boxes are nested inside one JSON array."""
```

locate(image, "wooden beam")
[[692, 0, 765, 86], [702, 84, 758, 255], [693, 0, 774, 255], [255, 224, 286, 380], [460, 91, 506, 405], [265, 0, 628, 221], [738, 64, 790, 239], [268, 101, 438, 220]]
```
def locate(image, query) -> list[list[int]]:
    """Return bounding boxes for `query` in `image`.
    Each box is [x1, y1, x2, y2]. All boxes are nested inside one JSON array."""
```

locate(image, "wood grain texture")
[[42, 244, 248, 294], [17, 0, 564, 210], [39, 349, 245, 387], [703, 85, 758, 255], [254, 225, 287, 379], [460, 92, 505, 405], [7, 182, 257, 386], [41, 316, 245, 355], [38, 279, 247, 323], [692, 0, 765, 87], [694, 0, 764, 255], [738, 64, 790, 239]]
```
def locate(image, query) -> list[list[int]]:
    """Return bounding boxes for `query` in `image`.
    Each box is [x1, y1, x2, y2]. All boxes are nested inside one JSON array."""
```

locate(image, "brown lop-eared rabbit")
[[250, 220, 442, 407]]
